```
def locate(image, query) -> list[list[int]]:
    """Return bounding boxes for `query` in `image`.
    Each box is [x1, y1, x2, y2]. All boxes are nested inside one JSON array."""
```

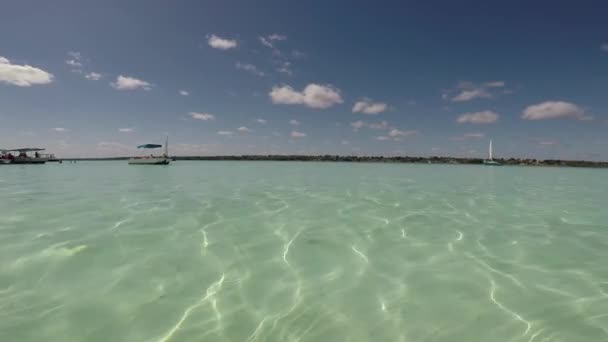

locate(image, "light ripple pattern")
[[0, 161, 607, 341]]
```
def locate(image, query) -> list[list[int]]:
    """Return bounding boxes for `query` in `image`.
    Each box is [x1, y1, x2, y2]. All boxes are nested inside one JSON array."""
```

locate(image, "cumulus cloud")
[[352, 99, 388, 114], [291, 131, 306, 138], [51, 127, 69, 132], [118, 128, 134, 133], [85, 72, 102, 80], [111, 75, 152, 90], [269, 83, 343, 109], [217, 131, 234, 136], [445, 81, 507, 102], [376, 136, 390, 141], [521, 101, 585, 120], [256, 118, 267, 124], [236, 62, 264, 76], [451, 132, 485, 141], [289, 119, 300, 126], [0, 56, 54, 87], [457, 110, 499, 124], [179, 90, 189, 96], [189, 112, 215, 121], [207, 34, 237, 50], [238, 126, 252, 133]]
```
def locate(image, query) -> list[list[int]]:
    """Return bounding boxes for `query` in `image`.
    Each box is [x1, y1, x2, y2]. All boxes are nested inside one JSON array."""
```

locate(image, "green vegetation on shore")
[[62, 155, 608, 168]]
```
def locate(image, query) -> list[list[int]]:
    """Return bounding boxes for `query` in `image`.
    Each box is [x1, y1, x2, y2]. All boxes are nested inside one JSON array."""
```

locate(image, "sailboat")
[[128, 136, 170, 165], [483, 139, 501, 166]]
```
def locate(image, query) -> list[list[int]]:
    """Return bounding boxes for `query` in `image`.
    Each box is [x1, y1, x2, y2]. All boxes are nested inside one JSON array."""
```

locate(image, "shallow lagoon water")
[[1, 161, 607, 341]]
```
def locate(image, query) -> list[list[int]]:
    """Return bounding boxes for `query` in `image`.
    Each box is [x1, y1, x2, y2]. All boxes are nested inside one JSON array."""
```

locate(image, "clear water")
[[1, 162, 607, 341]]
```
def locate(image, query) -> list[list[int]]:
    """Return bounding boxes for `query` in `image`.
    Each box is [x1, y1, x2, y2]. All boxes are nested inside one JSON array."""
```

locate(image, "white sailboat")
[[483, 139, 501, 165], [128, 136, 170, 165]]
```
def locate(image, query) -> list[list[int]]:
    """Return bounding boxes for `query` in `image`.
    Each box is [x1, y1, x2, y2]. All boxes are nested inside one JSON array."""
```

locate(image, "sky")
[[1, 0, 607, 159]]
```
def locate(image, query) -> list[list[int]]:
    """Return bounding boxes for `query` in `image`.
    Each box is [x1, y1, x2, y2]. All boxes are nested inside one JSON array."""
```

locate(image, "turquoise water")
[[1, 162, 607, 341]]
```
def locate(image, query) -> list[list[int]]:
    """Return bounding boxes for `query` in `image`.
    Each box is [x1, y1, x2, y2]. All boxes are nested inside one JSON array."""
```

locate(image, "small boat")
[[128, 136, 170, 165], [483, 139, 501, 166], [1, 148, 49, 164]]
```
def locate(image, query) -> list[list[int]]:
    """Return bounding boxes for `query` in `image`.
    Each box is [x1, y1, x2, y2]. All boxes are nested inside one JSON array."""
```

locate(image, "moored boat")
[[128, 136, 170, 165], [483, 139, 501, 166]]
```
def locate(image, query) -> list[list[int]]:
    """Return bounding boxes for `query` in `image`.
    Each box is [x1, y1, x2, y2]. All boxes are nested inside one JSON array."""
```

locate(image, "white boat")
[[1, 148, 49, 164], [128, 136, 170, 165], [483, 139, 501, 166]]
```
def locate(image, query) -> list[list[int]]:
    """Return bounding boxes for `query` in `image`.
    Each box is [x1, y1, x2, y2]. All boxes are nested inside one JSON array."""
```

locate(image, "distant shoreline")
[[60, 155, 608, 168]]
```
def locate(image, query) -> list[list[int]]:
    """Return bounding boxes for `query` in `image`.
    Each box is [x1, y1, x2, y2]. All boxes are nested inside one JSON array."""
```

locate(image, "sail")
[[489, 139, 493, 160], [164, 135, 169, 156]]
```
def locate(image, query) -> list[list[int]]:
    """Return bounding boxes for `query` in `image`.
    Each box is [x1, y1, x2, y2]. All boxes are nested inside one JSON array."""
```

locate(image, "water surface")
[[1, 162, 607, 341]]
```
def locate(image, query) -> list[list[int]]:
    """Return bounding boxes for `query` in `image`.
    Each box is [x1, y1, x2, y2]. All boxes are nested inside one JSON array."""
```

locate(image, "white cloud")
[[65, 59, 82, 68], [85, 72, 102, 80], [51, 127, 69, 132], [0, 56, 54, 87], [351, 120, 388, 131], [521, 101, 585, 120], [376, 136, 390, 141], [277, 61, 292, 75], [179, 90, 189, 96], [217, 131, 234, 136], [352, 99, 388, 114], [269, 83, 343, 109], [238, 126, 252, 133], [452, 89, 492, 102], [289, 119, 300, 125], [291, 131, 306, 138], [118, 128, 134, 133], [236, 62, 264, 76], [256, 118, 267, 124], [388, 129, 417, 138], [341, 140, 349, 145], [446, 81, 506, 102], [207, 34, 237, 50], [369, 121, 389, 130], [111, 75, 152, 90], [457, 110, 499, 124], [259, 34, 287, 49], [189, 112, 215, 121], [65, 51, 83, 70], [601, 43, 608, 52], [539, 140, 558, 146]]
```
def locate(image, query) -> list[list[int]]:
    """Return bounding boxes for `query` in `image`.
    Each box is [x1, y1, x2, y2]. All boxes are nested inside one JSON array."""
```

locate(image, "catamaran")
[[483, 139, 501, 166], [128, 136, 170, 165]]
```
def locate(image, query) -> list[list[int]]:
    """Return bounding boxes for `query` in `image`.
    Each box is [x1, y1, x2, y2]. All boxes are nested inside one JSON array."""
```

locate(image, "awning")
[[4, 148, 46, 152], [137, 144, 162, 149]]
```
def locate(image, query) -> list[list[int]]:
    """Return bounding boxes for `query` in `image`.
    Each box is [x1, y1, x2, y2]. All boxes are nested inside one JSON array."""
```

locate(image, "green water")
[[1, 162, 607, 341]]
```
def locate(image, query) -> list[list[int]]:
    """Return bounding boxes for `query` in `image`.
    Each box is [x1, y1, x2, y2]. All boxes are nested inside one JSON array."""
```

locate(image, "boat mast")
[[165, 135, 169, 156], [489, 139, 493, 161]]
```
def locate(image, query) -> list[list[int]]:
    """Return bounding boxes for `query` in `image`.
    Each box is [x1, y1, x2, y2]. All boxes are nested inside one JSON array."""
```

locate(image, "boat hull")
[[128, 157, 170, 165], [11, 157, 48, 164], [483, 160, 502, 166]]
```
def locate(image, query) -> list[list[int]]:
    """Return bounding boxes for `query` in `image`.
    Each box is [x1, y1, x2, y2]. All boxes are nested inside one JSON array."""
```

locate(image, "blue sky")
[[1, 0, 607, 159]]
